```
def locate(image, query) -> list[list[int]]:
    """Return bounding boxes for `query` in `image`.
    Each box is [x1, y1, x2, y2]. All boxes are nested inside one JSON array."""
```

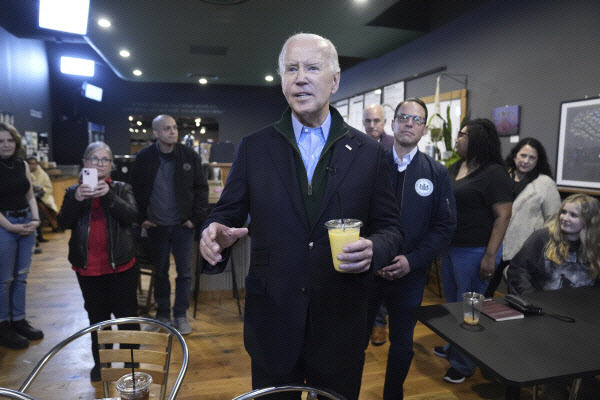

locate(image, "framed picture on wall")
[[556, 97, 600, 190], [492, 105, 520, 137]]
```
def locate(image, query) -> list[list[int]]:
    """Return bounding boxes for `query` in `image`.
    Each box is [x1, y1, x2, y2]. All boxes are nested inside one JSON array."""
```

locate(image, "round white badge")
[[415, 178, 434, 197]]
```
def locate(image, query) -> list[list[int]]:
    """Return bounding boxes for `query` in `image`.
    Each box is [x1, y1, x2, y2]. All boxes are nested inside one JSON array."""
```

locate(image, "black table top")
[[414, 286, 600, 387]]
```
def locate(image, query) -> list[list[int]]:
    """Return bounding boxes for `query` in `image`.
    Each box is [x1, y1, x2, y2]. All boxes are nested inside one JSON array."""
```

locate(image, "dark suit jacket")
[[203, 106, 402, 376], [379, 131, 394, 151]]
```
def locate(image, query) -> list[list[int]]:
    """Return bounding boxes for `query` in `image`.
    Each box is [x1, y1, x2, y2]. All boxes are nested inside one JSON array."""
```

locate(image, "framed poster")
[[556, 97, 600, 189], [492, 105, 520, 137]]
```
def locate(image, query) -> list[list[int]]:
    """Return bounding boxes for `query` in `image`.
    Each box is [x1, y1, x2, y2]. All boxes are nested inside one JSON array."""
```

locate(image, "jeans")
[[0, 212, 35, 322], [440, 246, 502, 376], [374, 303, 388, 328], [147, 225, 194, 318]]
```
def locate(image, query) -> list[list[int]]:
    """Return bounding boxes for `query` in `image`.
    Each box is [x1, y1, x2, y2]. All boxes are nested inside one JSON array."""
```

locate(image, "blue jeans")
[[440, 246, 501, 376], [0, 212, 36, 322], [374, 303, 388, 328], [147, 225, 194, 318]]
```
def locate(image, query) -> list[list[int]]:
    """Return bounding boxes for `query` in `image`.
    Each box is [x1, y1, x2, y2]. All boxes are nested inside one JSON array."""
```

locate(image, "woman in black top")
[[435, 118, 513, 383], [0, 122, 44, 349]]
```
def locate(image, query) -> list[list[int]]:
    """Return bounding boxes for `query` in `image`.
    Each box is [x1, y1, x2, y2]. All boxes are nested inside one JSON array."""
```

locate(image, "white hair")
[[277, 33, 340, 77]]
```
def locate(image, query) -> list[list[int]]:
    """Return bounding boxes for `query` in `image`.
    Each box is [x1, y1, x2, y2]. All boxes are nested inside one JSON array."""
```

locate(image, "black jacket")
[[130, 142, 208, 227], [386, 149, 456, 272], [58, 181, 138, 269]]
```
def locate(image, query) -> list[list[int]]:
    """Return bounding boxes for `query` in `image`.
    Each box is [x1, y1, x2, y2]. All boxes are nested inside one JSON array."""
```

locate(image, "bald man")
[[131, 115, 208, 335], [363, 104, 394, 151]]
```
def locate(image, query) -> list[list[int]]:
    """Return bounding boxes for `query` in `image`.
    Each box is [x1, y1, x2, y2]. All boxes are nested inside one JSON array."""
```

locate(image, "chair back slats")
[[97, 330, 170, 346], [100, 368, 166, 385], [19, 318, 188, 400], [99, 348, 168, 365]]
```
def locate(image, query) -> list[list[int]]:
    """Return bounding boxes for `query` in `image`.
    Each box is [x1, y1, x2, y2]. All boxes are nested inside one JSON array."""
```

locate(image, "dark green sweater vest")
[[274, 107, 349, 228]]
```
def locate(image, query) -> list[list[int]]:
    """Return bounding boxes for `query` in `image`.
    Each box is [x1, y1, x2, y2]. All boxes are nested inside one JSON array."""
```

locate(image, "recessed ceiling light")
[[133, 69, 142, 76], [119, 49, 130, 58], [136, 121, 142, 126], [128, 116, 133, 121], [98, 18, 111, 28], [265, 75, 274, 82], [200, 127, 206, 134], [199, 78, 208, 84]]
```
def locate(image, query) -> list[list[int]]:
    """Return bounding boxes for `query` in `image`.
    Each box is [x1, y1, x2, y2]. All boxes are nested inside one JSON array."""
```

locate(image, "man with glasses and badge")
[[131, 115, 208, 335], [364, 97, 456, 399]]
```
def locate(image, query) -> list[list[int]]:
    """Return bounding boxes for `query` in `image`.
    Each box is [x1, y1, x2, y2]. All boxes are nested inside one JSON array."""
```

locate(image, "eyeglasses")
[[85, 156, 112, 165], [395, 113, 426, 126]]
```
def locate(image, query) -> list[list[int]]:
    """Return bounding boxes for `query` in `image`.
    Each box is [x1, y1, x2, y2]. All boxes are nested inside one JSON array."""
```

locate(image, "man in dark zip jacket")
[[365, 97, 457, 399], [199, 33, 402, 400], [131, 115, 208, 335]]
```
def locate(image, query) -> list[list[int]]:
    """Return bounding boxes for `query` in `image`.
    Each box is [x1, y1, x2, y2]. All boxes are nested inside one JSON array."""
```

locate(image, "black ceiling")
[[1, 0, 487, 86]]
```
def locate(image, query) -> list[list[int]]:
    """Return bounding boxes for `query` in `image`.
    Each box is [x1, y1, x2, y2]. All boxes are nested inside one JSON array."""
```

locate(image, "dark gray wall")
[[333, 0, 600, 171], [0, 26, 52, 140]]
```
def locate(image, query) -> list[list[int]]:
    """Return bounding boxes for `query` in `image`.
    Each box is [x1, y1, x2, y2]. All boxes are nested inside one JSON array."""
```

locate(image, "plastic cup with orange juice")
[[325, 219, 363, 272]]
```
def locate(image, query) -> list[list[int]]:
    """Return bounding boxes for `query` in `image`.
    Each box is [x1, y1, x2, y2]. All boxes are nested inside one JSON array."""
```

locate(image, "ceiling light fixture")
[[199, 78, 208, 85], [128, 116, 133, 121], [98, 18, 111, 28], [136, 121, 142, 126], [265, 75, 274, 82], [39, 0, 90, 35], [119, 49, 130, 58], [133, 69, 142, 76], [60, 56, 94, 76]]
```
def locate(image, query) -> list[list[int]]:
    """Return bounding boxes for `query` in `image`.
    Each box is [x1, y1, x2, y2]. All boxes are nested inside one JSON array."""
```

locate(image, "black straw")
[[336, 192, 345, 230], [130, 348, 136, 391]]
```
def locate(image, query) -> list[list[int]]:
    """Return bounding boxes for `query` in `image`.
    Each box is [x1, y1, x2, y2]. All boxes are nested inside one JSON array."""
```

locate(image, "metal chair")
[[19, 317, 188, 400], [0, 388, 38, 400], [232, 385, 347, 400]]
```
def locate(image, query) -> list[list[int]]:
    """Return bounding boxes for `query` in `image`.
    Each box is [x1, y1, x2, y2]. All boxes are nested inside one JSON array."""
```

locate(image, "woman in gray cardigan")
[[485, 138, 561, 296]]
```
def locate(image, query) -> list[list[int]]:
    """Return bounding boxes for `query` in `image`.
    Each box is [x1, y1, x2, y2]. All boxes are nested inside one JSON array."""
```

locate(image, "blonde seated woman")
[[508, 193, 600, 400], [508, 193, 600, 294]]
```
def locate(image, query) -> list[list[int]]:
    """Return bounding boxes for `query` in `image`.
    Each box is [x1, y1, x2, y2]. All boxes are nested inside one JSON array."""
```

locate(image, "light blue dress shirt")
[[392, 145, 418, 172], [292, 112, 331, 182]]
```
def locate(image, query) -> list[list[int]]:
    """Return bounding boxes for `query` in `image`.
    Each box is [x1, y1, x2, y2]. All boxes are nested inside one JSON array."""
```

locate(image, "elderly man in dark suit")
[[200, 33, 402, 400]]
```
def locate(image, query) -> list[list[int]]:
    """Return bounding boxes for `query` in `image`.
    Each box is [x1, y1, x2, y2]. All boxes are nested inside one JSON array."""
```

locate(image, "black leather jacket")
[[57, 181, 138, 269]]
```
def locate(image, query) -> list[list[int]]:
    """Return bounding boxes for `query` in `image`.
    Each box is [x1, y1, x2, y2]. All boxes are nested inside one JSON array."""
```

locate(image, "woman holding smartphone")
[[57, 141, 139, 381]]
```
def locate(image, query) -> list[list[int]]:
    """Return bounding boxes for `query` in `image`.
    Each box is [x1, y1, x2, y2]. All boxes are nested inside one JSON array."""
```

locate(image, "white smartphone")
[[82, 168, 98, 189]]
